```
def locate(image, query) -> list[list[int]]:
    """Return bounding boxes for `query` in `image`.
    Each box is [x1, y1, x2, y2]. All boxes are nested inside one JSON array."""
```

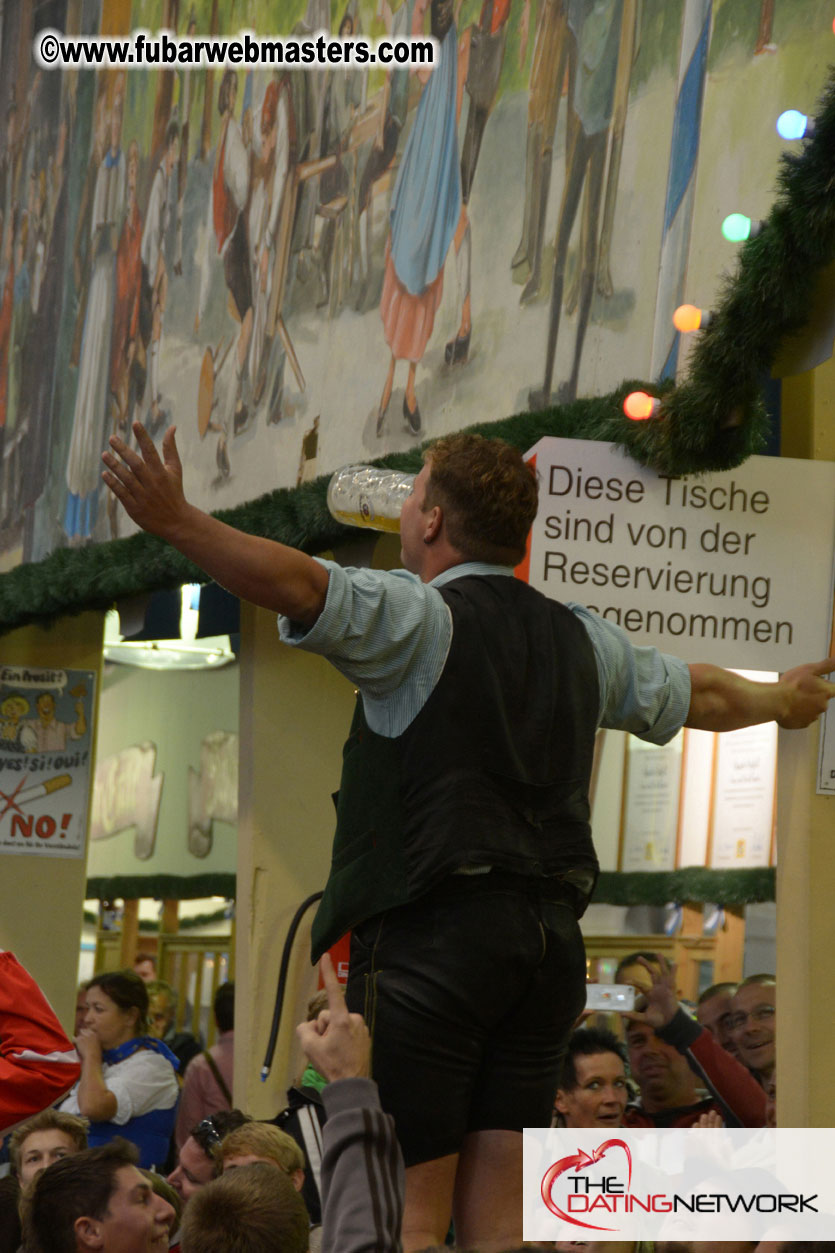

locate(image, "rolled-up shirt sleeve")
[[278, 560, 452, 737], [568, 603, 691, 744]]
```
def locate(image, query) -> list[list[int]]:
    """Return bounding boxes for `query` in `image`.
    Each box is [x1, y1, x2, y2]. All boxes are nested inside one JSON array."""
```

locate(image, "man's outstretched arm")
[[686, 658, 835, 732], [102, 422, 329, 626]]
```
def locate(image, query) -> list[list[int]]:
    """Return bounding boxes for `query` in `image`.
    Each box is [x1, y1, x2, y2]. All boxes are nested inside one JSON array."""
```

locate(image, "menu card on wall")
[[708, 675, 778, 868], [618, 732, 684, 871]]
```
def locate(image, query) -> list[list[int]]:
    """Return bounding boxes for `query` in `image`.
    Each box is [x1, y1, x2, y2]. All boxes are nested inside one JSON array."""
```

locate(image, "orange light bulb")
[[623, 392, 660, 421], [673, 304, 703, 332]]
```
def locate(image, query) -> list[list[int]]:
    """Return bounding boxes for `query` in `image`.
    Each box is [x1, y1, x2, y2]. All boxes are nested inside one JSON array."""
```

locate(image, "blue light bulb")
[[776, 109, 809, 140]]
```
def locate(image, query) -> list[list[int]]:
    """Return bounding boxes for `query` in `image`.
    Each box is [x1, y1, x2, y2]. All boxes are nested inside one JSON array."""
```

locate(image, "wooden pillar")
[[119, 898, 140, 968], [775, 357, 835, 1125], [234, 601, 357, 1118]]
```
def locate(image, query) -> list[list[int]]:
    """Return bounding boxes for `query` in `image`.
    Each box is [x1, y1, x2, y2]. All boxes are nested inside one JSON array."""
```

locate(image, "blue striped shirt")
[[278, 560, 691, 741]]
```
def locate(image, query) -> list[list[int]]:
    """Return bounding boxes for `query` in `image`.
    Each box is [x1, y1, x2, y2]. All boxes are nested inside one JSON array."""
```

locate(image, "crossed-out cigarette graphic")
[[0, 773, 71, 819]]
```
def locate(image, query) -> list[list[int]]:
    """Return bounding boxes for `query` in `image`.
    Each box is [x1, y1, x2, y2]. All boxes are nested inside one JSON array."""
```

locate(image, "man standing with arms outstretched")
[[102, 422, 835, 1252]]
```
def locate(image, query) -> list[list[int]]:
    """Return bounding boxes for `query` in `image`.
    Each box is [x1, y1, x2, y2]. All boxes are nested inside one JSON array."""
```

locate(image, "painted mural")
[[0, 0, 830, 565]]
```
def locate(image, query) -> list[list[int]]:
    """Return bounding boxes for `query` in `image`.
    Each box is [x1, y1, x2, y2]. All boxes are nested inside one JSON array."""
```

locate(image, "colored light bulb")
[[623, 391, 660, 421], [722, 213, 753, 242], [776, 109, 811, 140], [673, 304, 704, 332]]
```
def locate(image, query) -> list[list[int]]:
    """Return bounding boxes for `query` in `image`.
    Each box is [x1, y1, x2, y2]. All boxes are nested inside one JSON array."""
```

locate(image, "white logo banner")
[[523, 1127, 834, 1241]]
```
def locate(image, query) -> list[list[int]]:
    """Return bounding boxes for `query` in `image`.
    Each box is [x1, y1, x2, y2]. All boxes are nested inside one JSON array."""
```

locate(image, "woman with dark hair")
[[58, 969, 179, 1169]]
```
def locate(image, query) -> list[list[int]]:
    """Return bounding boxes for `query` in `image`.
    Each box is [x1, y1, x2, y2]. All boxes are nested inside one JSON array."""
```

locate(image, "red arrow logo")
[[541, 1139, 633, 1232]]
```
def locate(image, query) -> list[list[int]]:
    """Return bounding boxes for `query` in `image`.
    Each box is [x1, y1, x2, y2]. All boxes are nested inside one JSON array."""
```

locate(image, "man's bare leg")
[[402, 1152, 458, 1253], [453, 1129, 523, 1252]]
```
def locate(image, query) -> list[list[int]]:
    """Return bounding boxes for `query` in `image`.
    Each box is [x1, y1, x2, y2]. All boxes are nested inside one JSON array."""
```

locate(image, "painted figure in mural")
[[0, 207, 16, 469], [529, 0, 634, 409], [71, 90, 110, 370], [174, 7, 199, 277], [107, 138, 144, 539], [512, 0, 567, 302], [212, 69, 252, 466], [377, 0, 461, 437], [247, 75, 294, 422], [64, 87, 125, 544], [316, 12, 363, 314], [444, 0, 512, 368], [141, 118, 180, 433], [0, 99, 24, 247], [291, 0, 332, 277], [21, 108, 71, 546], [353, 0, 415, 305], [2, 208, 31, 526]]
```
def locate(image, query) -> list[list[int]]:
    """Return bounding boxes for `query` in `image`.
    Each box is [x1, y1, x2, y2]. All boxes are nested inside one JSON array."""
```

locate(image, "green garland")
[[3, 72, 835, 634], [84, 867, 775, 907], [83, 905, 232, 930], [85, 873, 236, 901], [594, 866, 775, 907]]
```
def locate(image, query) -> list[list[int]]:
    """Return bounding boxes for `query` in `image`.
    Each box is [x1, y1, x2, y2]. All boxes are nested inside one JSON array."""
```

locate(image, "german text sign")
[[524, 438, 835, 671]]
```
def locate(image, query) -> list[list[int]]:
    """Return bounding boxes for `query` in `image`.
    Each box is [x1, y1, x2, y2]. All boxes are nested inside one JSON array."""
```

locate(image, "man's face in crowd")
[[728, 982, 776, 1074], [17, 1129, 78, 1187], [147, 991, 174, 1038], [133, 958, 156, 983], [696, 989, 738, 1055], [617, 958, 663, 994], [76, 1165, 173, 1252], [554, 1050, 628, 1127], [626, 1023, 695, 1110], [168, 1136, 216, 1200]]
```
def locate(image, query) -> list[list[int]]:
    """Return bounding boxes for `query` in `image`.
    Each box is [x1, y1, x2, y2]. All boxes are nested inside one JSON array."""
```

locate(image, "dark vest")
[[310, 574, 601, 960]]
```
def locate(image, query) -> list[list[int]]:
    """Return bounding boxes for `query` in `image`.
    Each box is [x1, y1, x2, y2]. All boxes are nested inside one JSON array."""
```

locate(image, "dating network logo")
[[541, 1139, 632, 1232]]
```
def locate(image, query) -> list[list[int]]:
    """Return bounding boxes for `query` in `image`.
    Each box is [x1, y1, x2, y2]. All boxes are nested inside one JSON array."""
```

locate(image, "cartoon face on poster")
[[0, 665, 96, 858]]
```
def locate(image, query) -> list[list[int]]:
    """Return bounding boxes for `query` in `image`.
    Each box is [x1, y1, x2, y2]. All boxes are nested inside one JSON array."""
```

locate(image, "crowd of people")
[[0, 940, 820, 1252]]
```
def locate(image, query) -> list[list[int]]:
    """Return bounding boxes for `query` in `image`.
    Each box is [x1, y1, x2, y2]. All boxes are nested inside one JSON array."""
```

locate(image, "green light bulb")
[[722, 213, 753, 243]]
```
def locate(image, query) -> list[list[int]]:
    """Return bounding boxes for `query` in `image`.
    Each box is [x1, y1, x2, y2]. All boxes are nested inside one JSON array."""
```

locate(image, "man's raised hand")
[[101, 422, 188, 540], [296, 953, 370, 1083], [623, 956, 680, 1032], [776, 656, 835, 729]]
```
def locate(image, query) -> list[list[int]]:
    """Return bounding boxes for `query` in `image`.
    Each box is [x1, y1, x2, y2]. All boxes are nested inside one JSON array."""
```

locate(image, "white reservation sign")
[[523, 438, 835, 674]]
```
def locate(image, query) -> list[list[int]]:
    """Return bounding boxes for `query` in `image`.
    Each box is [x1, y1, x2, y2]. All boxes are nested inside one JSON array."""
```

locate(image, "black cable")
[[260, 890, 324, 1082]]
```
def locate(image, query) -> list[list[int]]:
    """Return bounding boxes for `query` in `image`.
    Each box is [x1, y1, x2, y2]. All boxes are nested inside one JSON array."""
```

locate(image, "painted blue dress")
[[381, 12, 461, 361]]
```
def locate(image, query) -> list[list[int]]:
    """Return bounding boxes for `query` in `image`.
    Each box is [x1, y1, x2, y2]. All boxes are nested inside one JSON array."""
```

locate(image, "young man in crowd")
[[623, 957, 766, 1127], [22, 1139, 175, 1252], [102, 421, 835, 1251], [9, 1107, 88, 1187], [696, 980, 739, 1057], [167, 1108, 250, 1202], [220, 1120, 306, 1190], [729, 974, 777, 1088]]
